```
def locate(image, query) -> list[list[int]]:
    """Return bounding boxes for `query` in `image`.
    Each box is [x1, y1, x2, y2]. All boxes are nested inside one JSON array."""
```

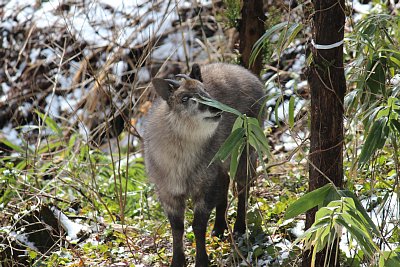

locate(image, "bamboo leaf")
[[248, 122, 271, 156], [210, 128, 245, 164], [359, 117, 388, 167], [248, 132, 265, 167], [274, 96, 282, 127], [379, 251, 400, 267], [338, 189, 380, 235], [389, 56, 400, 68], [36, 110, 62, 137], [0, 139, 25, 154], [250, 22, 288, 66], [229, 141, 245, 179], [390, 119, 400, 134], [285, 23, 303, 48], [366, 57, 386, 96], [37, 140, 63, 154], [288, 95, 295, 128], [284, 183, 337, 220], [194, 95, 242, 116], [336, 217, 376, 257], [232, 116, 245, 132]]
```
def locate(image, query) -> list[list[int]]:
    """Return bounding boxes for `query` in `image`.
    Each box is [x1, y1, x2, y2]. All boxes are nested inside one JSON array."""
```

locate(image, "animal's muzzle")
[[198, 102, 221, 113]]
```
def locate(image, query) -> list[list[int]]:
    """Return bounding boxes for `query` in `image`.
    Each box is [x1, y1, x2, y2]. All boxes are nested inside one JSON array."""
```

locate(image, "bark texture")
[[303, 0, 346, 266], [239, 0, 265, 76]]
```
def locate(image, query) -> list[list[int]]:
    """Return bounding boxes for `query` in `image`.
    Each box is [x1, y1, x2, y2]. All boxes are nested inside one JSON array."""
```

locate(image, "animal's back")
[[201, 63, 265, 141]]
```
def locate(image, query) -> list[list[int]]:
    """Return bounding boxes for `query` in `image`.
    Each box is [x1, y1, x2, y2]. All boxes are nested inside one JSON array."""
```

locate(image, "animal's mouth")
[[204, 111, 223, 121]]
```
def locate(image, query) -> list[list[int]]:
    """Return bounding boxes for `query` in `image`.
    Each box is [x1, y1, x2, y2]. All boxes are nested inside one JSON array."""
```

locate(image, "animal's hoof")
[[211, 228, 225, 239], [233, 222, 246, 236], [171, 252, 186, 267]]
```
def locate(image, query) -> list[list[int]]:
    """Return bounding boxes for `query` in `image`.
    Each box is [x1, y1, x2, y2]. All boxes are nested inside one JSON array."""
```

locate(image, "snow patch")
[[0, 123, 22, 146], [352, 0, 372, 14], [137, 67, 151, 83], [291, 220, 305, 237], [51, 206, 90, 241], [9, 231, 39, 251]]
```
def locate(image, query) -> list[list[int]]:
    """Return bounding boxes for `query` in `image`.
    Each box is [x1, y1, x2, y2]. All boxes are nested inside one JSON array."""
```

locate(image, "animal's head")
[[151, 64, 222, 124]]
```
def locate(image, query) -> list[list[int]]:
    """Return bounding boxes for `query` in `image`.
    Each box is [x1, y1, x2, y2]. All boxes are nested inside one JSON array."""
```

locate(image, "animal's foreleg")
[[163, 197, 186, 267], [192, 204, 212, 267]]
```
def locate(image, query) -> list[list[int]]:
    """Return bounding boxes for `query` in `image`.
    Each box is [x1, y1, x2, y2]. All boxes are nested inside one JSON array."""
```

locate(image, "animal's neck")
[[163, 109, 217, 144]]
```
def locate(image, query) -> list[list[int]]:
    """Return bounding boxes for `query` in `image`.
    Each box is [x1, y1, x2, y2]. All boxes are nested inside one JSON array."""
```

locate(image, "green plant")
[[194, 95, 270, 180], [224, 0, 241, 28], [285, 183, 400, 266], [345, 14, 400, 169], [250, 22, 303, 68]]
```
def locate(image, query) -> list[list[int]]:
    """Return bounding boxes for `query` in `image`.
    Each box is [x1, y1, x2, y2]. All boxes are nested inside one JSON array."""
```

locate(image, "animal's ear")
[[152, 78, 174, 101], [189, 64, 203, 82]]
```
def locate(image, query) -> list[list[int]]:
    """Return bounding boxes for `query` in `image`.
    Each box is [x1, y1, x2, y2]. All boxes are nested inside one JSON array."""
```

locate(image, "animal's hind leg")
[[234, 151, 256, 235], [212, 168, 229, 238]]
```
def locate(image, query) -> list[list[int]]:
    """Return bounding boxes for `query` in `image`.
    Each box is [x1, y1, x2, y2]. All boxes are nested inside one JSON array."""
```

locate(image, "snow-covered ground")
[[0, 0, 215, 149]]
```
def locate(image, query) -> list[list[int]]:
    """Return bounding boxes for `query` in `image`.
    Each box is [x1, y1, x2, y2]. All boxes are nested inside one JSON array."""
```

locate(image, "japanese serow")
[[143, 63, 265, 266]]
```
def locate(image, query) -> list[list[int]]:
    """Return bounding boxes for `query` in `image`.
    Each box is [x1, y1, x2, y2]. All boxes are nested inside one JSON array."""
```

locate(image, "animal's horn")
[[176, 74, 191, 80], [165, 79, 181, 89]]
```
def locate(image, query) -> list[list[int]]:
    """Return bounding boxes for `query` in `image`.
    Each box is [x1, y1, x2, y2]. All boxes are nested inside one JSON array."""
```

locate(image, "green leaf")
[[0, 139, 25, 154], [66, 133, 78, 157], [284, 183, 337, 220], [274, 96, 283, 127], [250, 22, 289, 66], [344, 89, 360, 113], [210, 128, 245, 164], [298, 196, 380, 261], [389, 56, 400, 68], [278, 22, 303, 55], [248, 122, 270, 157], [195, 95, 242, 116], [286, 23, 303, 48], [36, 110, 63, 137], [336, 217, 376, 257], [229, 140, 245, 180], [390, 119, 400, 134], [248, 133, 266, 170], [37, 140, 63, 154], [359, 117, 388, 167], [365, 58, 386, 96], [28, 248, 38, 260], [379, 251, 400, 267], [232, 116, 244, 132], [15, 159, 28, 170], [362, 23, 376, 36], [288, 95, 295, 128], [376, 107, 390, 119], [338, 190, 380, 235]]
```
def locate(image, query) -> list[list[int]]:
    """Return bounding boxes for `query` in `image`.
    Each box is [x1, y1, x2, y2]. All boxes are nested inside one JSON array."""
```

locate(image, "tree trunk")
[[239, 0, 265, 76], [303, 1, 346, 266]]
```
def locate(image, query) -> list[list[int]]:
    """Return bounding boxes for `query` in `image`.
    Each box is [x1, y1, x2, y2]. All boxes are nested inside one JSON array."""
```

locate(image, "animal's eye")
[[181, 96, 190, 103]]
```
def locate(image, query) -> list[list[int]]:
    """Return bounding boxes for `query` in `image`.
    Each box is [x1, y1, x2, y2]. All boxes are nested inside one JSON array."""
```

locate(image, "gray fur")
[[143, 63, 265, 267]]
